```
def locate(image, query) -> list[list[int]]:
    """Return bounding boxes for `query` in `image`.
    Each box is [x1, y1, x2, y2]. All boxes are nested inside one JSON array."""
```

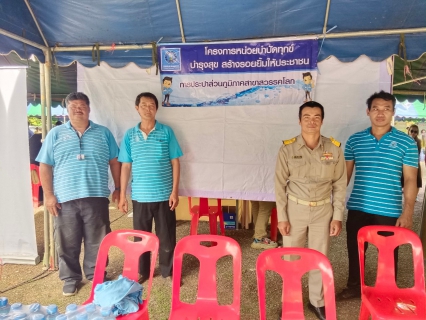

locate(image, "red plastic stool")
[[257, 248, 337, 320], [30, 164, 42, 208], [358, 226, 426, 319], [170, 235, 242, 319], [188, 197, 225, 236], [270, 208, 278, 242]]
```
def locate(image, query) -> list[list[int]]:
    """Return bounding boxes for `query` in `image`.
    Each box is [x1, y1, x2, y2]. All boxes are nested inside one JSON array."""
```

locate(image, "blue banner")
[[158, 39, 318, 107]]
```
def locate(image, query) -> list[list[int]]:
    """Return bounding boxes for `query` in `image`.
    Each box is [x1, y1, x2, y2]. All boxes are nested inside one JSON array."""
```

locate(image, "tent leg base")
[[0, 255, 40, 265]]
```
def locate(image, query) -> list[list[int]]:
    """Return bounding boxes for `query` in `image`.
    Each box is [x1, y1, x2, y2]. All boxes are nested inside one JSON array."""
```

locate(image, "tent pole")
[[39, 61, 50, 270], [393, 90, 426, 96], [45, 51, 52, 132], [420, 191, 426, 261], [24, 0, 49, 47], [175, 0, 186, 43], [44, 49, 56, 269], [39, 63, 47, 138], [322, 0, 332, 35], [319, 27, 426, 39], [2, 26, 426, 55], [393, 75, 426, 87], [0, 28, 46, 50], [53, 44, 152, 52]]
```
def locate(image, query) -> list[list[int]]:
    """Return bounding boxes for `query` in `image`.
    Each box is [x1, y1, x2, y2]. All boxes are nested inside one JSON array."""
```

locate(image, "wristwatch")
[[115, 187, 121, 191]]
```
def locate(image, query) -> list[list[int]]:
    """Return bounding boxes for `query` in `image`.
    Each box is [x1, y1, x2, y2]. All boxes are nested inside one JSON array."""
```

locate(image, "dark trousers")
[[133, 200, 176, 278], [346, 209, 398, 287], [54, 197, 109, 285]]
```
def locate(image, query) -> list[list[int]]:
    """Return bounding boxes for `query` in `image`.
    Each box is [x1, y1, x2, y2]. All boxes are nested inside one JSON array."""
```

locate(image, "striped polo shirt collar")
[[135, 121, 165, 140], [134, 120, 165, 131], [65, 120, 97, 133], [365, 126, 396, 139]]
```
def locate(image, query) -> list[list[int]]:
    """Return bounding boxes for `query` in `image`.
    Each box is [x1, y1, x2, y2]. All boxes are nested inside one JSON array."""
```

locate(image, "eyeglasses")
[[68, 103, 88, 110], [410, 130, 418, 133]]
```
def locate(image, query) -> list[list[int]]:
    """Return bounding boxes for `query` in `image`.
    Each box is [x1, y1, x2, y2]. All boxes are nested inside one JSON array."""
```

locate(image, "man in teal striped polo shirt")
[[337, 91, 418, 300], [37, 92, 121, 296], [118, 92, 183, 282]]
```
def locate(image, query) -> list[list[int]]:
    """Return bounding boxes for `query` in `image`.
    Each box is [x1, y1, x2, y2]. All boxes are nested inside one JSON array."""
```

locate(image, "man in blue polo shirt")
[[118, 92, 183, 282], [37, 92, 121, 296], [337, 91, 418, 300]]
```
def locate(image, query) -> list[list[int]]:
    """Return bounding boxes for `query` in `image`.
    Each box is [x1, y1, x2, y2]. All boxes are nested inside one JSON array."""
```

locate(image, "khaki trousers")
[[282, 200, 333, 307], [251, 201, 276, 239]]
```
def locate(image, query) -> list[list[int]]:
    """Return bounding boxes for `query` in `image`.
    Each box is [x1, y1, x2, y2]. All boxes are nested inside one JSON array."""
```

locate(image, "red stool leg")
[[359, 302, 370, 320], [190, 214, 200, 235], [270, 208, 278, 242], [209, 212, 218, 235], [218, 212, 225, 235], [32, 183, 39, 208]]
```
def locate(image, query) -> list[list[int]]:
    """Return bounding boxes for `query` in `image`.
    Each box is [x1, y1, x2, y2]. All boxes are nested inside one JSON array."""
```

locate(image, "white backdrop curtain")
[[0, 67, 39, 264], [78, 56, 391, 201]]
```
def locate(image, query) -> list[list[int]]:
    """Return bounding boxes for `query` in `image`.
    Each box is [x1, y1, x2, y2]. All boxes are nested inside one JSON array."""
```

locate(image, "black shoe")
[[336, 286, 361, 300], [307, 303, 326, 320], [138, 274, 150, 284], [62, 282, 78, 296]]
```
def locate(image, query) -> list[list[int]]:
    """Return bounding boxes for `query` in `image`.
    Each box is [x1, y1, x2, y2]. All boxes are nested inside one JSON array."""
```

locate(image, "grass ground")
[[1, 176, 426, 319]]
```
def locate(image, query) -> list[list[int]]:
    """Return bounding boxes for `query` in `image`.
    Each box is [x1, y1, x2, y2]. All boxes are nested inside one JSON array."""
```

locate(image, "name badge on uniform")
[[321, 152, 333, 161], [292, 155, 302, 159]]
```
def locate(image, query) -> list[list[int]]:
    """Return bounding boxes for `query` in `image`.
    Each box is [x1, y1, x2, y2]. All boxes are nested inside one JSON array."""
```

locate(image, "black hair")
[[409, 124, 419, 132], [135, 92, 159, 110], [302, 72, 312, 79], [55, 120, 63, 126], [366, 91, 396, 110], [299, 101, 324, 120], [162, 76, 173, 83], [65, 92, 90, 107]]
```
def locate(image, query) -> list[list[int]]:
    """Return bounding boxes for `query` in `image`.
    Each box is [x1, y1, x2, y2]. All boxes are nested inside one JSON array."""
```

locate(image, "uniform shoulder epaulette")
[[330, 136, 341, 147], [283, 137, 296, 145]]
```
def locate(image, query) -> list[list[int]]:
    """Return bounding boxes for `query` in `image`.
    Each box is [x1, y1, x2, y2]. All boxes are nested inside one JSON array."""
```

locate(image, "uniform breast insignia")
[[283, 137, 296, 145], [321, 152, 333, 161], [292, 155, 302, 159], [330, 137, 341, 147]]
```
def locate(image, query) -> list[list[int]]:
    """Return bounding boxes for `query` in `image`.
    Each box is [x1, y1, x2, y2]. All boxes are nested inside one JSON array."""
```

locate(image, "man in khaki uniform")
[[275, 101, 346, 320], [250, 201, 277, 249]]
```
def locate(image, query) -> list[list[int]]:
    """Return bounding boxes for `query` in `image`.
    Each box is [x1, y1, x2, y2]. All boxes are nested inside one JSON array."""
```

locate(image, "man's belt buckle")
[[309, 201, 317, 207]]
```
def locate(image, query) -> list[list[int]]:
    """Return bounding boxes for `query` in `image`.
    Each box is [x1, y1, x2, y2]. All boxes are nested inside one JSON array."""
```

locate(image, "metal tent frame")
[[1, 0, 425, 269]]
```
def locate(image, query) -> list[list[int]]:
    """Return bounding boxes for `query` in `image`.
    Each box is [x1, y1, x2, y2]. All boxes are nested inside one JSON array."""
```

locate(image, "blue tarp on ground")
[[0, 0, 425, 67]]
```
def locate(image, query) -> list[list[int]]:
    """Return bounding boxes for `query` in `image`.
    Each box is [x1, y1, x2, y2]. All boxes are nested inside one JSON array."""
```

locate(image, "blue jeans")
[[54, 197, 109, 284]]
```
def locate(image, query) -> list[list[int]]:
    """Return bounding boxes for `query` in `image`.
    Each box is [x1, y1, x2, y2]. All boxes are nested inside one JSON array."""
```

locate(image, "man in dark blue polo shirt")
[[337, 91, 418, 300]]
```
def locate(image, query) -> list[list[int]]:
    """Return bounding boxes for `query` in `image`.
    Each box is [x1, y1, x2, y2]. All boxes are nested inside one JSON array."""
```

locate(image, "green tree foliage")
[[28, 116, 41, 126]]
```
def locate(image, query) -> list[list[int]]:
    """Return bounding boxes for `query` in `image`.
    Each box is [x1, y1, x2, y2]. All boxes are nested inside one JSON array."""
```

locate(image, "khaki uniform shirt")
[[275, 134, 347, 222]]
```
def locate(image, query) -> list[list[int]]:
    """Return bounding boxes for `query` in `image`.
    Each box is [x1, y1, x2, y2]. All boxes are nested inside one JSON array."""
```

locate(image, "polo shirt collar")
[[365, 126, 395, 138], [66, 120, 95, 131], [135, 120, 161, 131]]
